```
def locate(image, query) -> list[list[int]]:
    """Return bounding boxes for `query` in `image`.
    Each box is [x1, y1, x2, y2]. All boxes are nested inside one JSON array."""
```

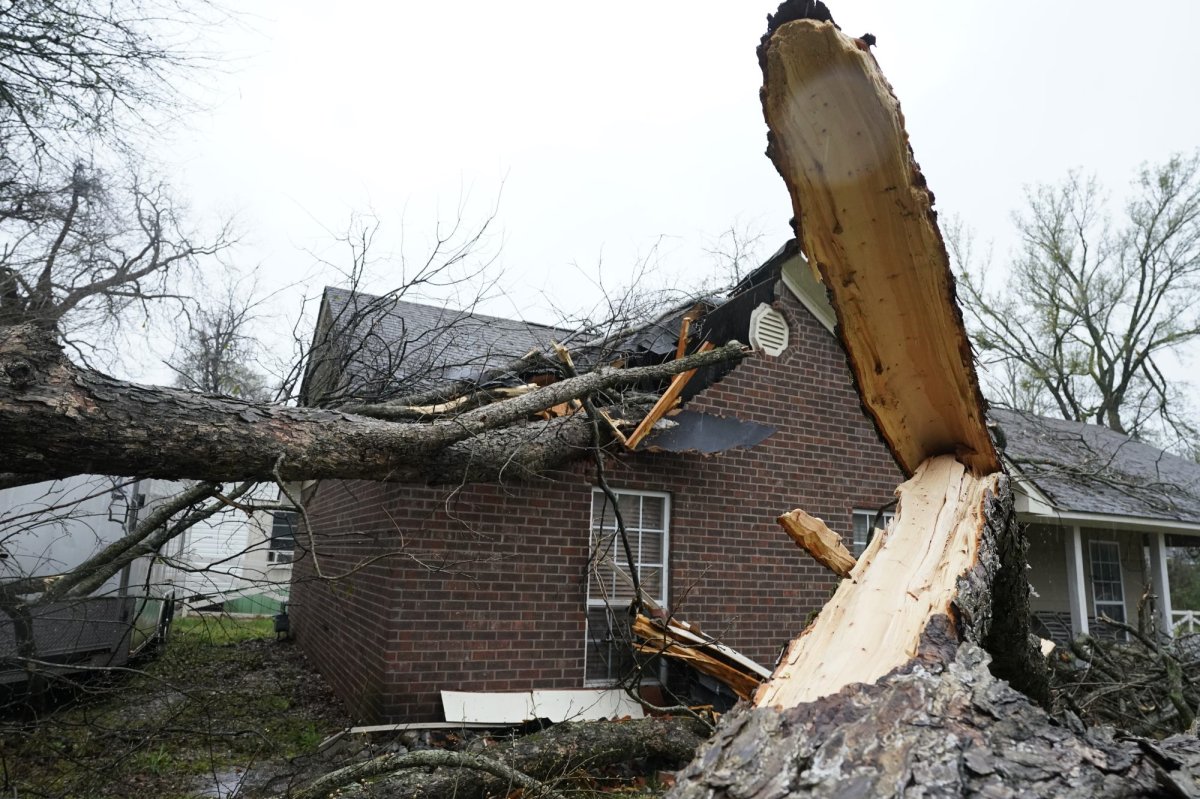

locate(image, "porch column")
[[1064, 525, 1089, 637], [1148, 531, 1174, 639]]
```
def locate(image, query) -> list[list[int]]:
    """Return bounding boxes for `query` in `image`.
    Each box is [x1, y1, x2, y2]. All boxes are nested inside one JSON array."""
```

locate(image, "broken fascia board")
[[441, 688, 645, 725]]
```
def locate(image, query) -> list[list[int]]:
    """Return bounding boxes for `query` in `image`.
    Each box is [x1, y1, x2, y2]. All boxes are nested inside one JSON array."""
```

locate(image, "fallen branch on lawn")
[[343, 716, 710, 799], [286, 749, 564, 799]]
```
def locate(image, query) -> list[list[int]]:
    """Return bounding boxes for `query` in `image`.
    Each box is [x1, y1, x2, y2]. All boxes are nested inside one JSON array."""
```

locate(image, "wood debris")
[[777, 508, 856, 578], [631, 612, 771, 701], [624, 342, 715, 450]]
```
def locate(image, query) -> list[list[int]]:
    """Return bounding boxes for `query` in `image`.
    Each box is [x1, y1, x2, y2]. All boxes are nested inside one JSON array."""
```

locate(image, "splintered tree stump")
[[666, 6, 1200, 796]]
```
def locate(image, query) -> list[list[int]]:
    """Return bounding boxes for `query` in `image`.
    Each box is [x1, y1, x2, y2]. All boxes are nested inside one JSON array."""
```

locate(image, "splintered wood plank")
[[755, 455, 999, 707], [777, 509, 856, 577], [761, 20, 999, 476], [625, 341, 715, 450]]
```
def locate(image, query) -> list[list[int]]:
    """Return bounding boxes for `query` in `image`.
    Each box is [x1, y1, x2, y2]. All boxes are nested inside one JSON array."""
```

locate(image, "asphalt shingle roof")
[[994, 408, 1200, 523], [321, 287, 571, 398]]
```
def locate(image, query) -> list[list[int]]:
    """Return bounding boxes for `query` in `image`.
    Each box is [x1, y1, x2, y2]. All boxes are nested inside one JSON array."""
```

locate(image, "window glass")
[[852, 509, 893, 557], [1089, 540, 1126, 624]]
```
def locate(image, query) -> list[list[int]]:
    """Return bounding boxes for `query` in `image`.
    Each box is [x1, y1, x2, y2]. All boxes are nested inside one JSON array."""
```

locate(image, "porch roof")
[[995, 409, 1200, 526]]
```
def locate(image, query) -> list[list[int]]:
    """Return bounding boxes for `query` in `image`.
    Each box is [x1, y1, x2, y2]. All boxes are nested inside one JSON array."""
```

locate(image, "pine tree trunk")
[[666, 8, 1200, 795]]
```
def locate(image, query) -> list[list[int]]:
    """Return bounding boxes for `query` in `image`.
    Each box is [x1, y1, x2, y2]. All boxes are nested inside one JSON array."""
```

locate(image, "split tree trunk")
[[668, 10, 1200, 796]]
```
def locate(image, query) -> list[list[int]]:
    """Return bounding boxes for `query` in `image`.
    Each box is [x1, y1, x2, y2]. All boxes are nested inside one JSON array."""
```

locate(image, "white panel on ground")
[[530, 689, 644, 721], [441, 689, 645, 724], [441, 691, 535, 725]]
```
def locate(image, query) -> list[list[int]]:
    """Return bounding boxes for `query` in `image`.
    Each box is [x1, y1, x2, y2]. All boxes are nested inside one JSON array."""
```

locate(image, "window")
[[585, 489, 669, 685], [852, 509, 894, 557], [268, 511, 298, 564], [1089, 540, 1126, 624]]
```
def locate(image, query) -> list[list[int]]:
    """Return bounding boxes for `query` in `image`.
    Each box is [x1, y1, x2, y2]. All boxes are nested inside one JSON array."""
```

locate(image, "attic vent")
[[749, 304, 789, 356]]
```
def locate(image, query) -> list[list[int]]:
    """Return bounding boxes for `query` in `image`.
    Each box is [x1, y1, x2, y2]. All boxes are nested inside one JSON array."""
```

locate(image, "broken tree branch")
[[777, 508, 856, 577]]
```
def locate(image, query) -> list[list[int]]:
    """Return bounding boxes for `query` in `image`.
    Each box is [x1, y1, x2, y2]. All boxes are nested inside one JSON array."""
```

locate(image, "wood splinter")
[[777, 509, 857, 578]]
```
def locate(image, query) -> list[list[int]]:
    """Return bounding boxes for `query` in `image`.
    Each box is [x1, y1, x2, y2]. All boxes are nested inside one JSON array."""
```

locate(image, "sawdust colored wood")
[[760, 19, 998, 477], [758, 455, 995, 708], [777, 508, 856, 577]]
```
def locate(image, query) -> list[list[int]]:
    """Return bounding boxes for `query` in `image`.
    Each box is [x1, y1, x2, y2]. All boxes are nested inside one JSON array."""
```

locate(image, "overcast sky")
[[139, 0, 1200, 383]]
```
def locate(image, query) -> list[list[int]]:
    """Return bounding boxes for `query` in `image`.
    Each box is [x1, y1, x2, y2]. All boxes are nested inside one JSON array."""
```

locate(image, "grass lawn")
[[0, 614, 349, 798]]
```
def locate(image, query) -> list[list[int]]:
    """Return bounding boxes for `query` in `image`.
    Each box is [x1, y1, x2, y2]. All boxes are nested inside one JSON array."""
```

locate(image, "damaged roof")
[[307, 263, 788, 456], [994, 408, 1200, 523]]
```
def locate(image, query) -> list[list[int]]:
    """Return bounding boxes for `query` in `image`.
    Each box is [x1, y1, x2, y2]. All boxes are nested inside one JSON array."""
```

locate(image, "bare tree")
[[956, 153, 1200, 443], [167, 275, 272, 400], [0, 0, 220, 159], [0, 161, 232, 364]]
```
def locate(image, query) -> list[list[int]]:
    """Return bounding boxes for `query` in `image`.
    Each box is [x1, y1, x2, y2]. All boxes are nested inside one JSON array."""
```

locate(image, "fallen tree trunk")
[[664, 4, 1200, 795], [320, 716, 709, 799], [0, 324, 743, 485]]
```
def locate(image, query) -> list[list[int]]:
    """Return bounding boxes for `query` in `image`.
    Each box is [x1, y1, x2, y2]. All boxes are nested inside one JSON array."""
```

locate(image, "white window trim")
[[1088, 539, 1126, 623], [584, 487, 670, 687], [852, 508, 894, 557]]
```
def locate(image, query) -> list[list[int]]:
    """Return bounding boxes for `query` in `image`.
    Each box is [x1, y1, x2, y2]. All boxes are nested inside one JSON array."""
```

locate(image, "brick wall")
[[291, 287, 902, 722]]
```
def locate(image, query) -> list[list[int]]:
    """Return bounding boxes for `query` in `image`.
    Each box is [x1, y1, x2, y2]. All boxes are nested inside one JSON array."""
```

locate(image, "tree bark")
[[312, 716, 709, 799], [664, 6, 1200, 796], [0, 324, 743, 485]]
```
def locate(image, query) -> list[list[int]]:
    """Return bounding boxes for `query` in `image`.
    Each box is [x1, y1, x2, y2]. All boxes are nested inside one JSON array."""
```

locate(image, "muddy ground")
[[0, 616, 354, 798], [0, 617, 687, 799]]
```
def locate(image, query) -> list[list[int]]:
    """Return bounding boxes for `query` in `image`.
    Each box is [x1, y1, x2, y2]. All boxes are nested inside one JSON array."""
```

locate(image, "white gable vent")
[[748, 303, 789, 356]]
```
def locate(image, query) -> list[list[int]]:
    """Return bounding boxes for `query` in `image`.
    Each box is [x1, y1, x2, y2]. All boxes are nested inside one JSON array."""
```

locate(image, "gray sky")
[[143, 0, 1200, 383]]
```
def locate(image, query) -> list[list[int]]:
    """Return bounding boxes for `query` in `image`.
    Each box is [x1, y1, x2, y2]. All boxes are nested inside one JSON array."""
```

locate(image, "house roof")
[[305, 267, 790, 456], [319, 287, 572, 399], [993, 408, 1200, 524]]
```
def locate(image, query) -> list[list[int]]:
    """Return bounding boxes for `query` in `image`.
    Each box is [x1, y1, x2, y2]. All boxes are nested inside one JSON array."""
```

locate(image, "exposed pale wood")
[[760, 19, 999, 477], [756, 455, 998, 708], [777, 508, 856, 577], [675, 310, 700, 360], [632, 613, 770, 701], [597, 408, 629, 446], [624, 342, 715, 450]]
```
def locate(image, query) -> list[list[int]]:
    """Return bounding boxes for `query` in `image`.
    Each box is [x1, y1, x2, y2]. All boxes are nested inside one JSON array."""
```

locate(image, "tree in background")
[[168, 278, 272, 400], [956, 152, 1200, 445]]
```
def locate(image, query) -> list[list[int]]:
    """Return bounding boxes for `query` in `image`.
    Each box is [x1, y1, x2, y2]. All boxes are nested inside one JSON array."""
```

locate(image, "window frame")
[[1089, 539, 1126, 625], [584, 487, 670, 687], [267, 510, 298, 564], [852, 508, 894, 557]]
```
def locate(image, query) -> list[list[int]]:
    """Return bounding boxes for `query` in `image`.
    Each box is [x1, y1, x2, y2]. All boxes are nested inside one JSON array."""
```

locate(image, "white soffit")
[[779, 251, 837, 334], [749, 303, 789, 356]]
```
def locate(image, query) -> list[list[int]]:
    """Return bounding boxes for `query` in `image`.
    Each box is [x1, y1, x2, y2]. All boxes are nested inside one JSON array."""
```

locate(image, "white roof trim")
[[779, 252, 837, 334], [1004, 456, 1056, 515], [1019, 509, 1200, 537]]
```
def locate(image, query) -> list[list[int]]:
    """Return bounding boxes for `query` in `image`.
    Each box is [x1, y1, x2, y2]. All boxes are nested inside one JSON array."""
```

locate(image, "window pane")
[[1089, 542, 1125, 618], [640, 496, 665, 530], [638, 566, 663, 599], [271, 511, 297, 551], [639, 529, 663, 565], [585, 606, 635, 683]]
